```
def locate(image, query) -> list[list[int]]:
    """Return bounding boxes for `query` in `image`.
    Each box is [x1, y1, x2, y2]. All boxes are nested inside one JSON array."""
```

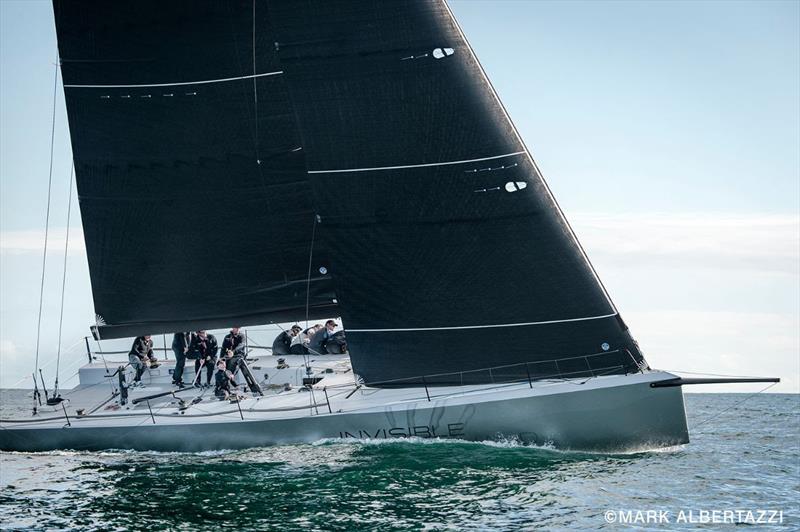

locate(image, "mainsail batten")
[[63, 71, 284, 89]]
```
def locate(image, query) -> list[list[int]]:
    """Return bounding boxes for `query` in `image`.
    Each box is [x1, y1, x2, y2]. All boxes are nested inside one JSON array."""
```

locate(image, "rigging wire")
[[32, 57, 61, 412], [691, 381, 778, 431], [304, 215, 318, 330], [252, 0, 260, 164], [53, 163, 75, 397]]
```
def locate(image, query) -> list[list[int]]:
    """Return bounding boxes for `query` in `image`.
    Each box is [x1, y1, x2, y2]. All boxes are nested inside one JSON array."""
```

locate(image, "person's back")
[[272, 330, 292, 355], [309, 320, 339, 354]]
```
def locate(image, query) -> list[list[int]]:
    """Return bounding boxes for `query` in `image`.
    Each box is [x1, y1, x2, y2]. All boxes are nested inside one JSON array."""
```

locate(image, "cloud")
[[0, 227, 85, 256], [0, 338, 18, 359], [570, 213, 799, 275]]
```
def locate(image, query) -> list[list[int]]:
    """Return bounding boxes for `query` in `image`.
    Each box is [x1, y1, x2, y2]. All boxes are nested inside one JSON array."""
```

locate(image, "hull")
[[0, 371, 688, 452]]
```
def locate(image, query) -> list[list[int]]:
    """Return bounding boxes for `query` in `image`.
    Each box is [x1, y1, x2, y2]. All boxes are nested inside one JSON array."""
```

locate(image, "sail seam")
[[307, 151, 525, 174], [63, 71, 283, 89], [348, 313, 618, 332]]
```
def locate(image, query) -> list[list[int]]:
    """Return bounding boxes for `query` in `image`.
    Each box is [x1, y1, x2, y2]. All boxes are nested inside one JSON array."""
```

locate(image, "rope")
[[32, 58, 60, 412], [53, 164, 74, 396], [691, 381, 778, 431]]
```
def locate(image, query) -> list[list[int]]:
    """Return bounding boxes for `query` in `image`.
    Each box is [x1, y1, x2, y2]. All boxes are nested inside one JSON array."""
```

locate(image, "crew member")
[[309, 320, 340, 355], [221, 327, 245, 357], [289, 324, 307, 354], [128, 335, 159, 386], [272, 326, 297, 356], [188, 330, 218, 387], [214, 359, 238, 400], [221, 327, 246, 373], [301, 324, 323, 353], [171, 332, 192, 387]]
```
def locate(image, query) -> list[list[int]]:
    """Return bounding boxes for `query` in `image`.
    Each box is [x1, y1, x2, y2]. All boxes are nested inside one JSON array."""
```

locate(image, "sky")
[[0, 0, 798, 393]]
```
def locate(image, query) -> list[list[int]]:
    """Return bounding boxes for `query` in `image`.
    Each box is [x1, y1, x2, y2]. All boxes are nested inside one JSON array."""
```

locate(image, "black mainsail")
[[53, 0, 337, 339], [53, 0, 646, 384]]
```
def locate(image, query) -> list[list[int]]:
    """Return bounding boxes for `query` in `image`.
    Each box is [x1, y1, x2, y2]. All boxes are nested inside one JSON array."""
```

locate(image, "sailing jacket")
[[129, 336, 154, 360], [272, 331, 293, 354], [215, 369, 233, 394], [308, 329, 333, 354], [221, 332, 245, 357], [187, 334, 218, 360], [171, 332, 192, 353]]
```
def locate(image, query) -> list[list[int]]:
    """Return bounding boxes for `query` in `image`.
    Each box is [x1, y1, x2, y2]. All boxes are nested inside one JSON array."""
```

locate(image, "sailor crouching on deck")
[[309, 320, 346, 355], [128, 335, 159, 387], [272, 326, 297, 356], [214, 359, 239, 400], [187, 330, 218, 388]]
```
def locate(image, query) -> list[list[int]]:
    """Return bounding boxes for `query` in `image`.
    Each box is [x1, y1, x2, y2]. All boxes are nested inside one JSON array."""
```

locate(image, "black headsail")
[[266, 0, 647, 384], [52, 0, 336, 339]]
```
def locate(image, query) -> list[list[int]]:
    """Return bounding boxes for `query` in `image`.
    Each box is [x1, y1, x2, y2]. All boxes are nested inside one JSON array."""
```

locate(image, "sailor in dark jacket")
[[171, 332, 193, 387], [271, 327, 296, 356], [214, 359, 238, 400], [221, 327, 245, 357], [128, 335, 159, 386], [221, 327, 246, 373], [308, 320, 343, 355], [187, 330, 218, 387]]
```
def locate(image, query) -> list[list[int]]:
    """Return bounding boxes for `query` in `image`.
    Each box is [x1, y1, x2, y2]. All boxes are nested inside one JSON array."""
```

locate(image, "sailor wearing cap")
[[309, 320, 343, 355], [272, 324, 301, 356]]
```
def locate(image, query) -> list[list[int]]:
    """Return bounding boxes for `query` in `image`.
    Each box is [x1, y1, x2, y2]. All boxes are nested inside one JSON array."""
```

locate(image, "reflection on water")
[[1, 393, 798, 530]]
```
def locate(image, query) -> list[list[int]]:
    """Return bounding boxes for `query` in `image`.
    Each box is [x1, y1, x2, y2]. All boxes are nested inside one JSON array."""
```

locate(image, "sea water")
[[0, 391, 797, 530]]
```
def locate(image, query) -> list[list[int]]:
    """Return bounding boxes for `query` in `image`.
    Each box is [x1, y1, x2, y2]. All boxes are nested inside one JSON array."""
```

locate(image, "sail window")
[[504, 181, 527, 193], [432, 47, 455, 59]]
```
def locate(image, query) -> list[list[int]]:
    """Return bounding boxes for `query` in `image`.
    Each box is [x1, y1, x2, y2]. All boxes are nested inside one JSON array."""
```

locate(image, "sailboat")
[[0, 0, 778, 452]]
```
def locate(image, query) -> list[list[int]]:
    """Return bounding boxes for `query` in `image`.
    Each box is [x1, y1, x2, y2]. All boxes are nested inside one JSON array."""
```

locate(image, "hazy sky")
[[1, 0, 798, 392]]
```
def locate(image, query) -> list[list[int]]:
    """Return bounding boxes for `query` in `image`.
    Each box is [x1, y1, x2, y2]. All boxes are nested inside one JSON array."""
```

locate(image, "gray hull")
[[0, 372, 688, 452]]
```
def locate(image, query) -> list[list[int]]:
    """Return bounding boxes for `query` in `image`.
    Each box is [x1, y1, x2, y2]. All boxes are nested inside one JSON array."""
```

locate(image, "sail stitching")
[[348, 313, 618, 332], [63, 71, 283, 89], [307, 151, 525, 174]]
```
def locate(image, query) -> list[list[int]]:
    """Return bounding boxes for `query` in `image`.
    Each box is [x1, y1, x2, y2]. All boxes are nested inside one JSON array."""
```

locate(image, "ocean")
[[0, 391, 797, 531]]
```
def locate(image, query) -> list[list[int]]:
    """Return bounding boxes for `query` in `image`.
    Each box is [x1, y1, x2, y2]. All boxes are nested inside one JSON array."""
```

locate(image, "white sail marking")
[[308, 151, 526, 174], [64, 70, 283, 89], [348, 313, 618, 333]]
